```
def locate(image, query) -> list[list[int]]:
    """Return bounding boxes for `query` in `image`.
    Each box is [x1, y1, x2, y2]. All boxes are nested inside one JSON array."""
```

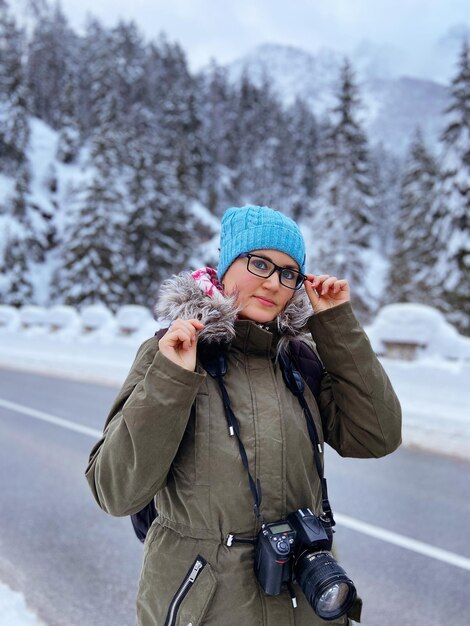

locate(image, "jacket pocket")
[[164, 555, 217, 626]]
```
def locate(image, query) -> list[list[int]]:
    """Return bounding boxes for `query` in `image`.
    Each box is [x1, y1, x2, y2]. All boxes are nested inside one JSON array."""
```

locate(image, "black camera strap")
[[216, 374, 264, 525], [278, 350, 335, 527]]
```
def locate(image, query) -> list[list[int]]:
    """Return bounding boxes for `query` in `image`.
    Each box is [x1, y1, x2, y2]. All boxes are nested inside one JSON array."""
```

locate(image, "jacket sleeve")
[[85, 337, 206, 516], [307, 302, 402, 458]]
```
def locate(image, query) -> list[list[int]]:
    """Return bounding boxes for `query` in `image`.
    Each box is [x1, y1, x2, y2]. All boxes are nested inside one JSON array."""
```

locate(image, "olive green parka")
[[86, 273, 402, 626]]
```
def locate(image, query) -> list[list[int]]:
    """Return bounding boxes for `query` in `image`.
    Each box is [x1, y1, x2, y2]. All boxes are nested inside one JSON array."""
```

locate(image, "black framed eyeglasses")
[[239, 253, 306, 290]]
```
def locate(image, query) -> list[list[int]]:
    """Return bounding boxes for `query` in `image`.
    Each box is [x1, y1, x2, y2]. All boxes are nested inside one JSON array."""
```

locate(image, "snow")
[[365, 303, 470, 360], [382, 357, 470, 457], [80, 303, 116, 334], [47, 305, 81, 333], [0, 304, 469, 461], [361, 247, 389, 305], [0, 305, 20, 331], [18, 306, 48, 330], [115, 305, 155, 335], [0, 581, 45, 626]]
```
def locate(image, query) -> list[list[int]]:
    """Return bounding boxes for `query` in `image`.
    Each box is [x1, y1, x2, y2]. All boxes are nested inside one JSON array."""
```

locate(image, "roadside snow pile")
[[80, 303, 116, 335], [365, 303, 470, 361], [48, 305, 81, 334], [0, 305, 19, 332], [0, 581, 46, 626], [18, 306, 48, 332], [115, 305, 155, 336], [0, 303, 160, 384], [0, 303, 159, 341]]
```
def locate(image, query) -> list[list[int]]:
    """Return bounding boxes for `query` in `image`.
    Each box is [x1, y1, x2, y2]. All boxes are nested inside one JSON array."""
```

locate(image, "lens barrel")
[[295, 550, 356, 621]]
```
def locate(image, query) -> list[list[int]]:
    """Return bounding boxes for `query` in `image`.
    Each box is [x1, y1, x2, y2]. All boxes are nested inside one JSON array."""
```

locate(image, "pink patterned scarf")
[[191, 267, 225, 298]]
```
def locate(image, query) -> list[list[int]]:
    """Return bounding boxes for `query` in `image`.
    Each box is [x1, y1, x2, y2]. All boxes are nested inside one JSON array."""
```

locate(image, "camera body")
[[254, 520, 297, 595], [255, 508, 356, 621], [255, 508, 332, 596]]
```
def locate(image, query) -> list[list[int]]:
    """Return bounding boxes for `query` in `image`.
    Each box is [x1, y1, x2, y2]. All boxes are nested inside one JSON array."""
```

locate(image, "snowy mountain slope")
[[223, 43, 450, 154], [0, 118, 220, 305], [0, 118, 87, 305]]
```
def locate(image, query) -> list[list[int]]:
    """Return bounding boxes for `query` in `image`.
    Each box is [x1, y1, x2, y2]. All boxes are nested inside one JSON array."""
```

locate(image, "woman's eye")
[[252, 259, 269, 271], [281, 269, 295, 281]]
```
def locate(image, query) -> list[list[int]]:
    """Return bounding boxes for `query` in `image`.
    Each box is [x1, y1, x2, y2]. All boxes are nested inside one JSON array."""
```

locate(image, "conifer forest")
[[0, 0, 468, 333]]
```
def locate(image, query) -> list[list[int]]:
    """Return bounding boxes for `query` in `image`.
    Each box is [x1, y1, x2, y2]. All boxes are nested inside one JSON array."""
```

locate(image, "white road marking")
[[2, 396, 470, 571], [335, 513, 470, 571], [0, 397, 102, 438]]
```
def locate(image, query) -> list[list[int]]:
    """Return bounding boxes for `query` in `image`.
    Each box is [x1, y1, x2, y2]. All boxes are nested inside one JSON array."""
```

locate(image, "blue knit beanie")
[[217, 205, 306, 281]]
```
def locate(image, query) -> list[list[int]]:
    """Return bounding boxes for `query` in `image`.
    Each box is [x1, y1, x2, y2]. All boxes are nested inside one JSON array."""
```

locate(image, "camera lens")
[[295, 551, 356, 621], [317, 582, 351, 615]]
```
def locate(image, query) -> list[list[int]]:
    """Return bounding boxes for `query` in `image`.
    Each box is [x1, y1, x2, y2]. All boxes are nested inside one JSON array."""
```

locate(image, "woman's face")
[[222, 249, 297, 322]]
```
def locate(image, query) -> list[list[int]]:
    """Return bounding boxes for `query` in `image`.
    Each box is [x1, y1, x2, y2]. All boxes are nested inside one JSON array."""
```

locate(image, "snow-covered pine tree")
[[55, 65, 81, 164], [228, 72, 285, 206], [0, 3, 53, 305], [123, 34, 206, 301], [158, 38, 204, 199], [0, 162, 32, 304], [111, 20, 147, 119], [26, 2, 74, 129], [125, 153, 196, 305], [1, 233, 33, 305], [52, 172, 129, 309], [309, 59, 375, 319], [75, 17, 122, 137], [429, 39, 470, 335], [369, 143, 402, 259], [0, 1, 29, 174], [0, 162, 52, 305], [275, 97, 319, 220], [385, 128, 440, 305], [196, 62, 238, 214], [53, 22, 130, 310]]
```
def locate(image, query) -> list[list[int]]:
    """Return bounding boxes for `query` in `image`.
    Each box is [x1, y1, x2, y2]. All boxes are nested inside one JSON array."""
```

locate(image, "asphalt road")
[[0, 367, 469, 626]]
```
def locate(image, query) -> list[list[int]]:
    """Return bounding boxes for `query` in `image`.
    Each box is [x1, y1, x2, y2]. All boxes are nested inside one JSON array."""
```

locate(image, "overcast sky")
[[23, 0, 470, 82]]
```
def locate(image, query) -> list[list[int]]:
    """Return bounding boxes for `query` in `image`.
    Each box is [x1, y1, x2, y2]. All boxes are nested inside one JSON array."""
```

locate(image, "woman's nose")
[[263, 271, 281, 289]]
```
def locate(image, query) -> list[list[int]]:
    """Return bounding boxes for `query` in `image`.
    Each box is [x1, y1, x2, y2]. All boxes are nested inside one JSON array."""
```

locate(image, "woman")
[[86, 205, 401, 626]]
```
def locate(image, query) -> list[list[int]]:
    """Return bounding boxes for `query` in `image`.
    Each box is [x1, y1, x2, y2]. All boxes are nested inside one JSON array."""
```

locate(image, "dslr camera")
[[254, 508, 356, 621]]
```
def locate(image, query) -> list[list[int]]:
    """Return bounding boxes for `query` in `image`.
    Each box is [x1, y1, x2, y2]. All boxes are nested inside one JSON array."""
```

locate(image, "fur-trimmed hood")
[[154, 272, 313, 350]]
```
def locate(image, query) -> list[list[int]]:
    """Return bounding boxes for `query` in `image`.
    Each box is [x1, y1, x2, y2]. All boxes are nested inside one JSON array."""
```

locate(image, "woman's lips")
[[254, 296, 276, 306]]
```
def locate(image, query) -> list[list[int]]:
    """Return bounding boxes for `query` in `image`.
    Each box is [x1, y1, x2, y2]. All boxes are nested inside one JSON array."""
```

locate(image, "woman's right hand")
[[158, 319, 205, 371]]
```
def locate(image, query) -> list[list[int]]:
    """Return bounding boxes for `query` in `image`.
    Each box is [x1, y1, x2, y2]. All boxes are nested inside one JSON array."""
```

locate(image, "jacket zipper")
[[164, 556, 207, 626]]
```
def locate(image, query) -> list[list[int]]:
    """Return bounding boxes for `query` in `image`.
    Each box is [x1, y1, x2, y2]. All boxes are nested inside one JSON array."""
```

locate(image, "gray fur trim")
[[276, 288, 313, 354], [154, 272, 312, 346], [154, 273, 239, 343]]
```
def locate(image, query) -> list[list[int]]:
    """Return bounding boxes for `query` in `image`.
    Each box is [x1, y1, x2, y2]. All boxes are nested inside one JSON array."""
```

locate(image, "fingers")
[[304, 275, 320, 299], [304, 274, 350, 313], [165, 319, 204, 351], [307, 274, 348, 295]]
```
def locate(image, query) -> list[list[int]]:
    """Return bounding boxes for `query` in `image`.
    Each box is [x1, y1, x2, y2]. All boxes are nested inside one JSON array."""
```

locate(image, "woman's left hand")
[[304, 274, 350, 313]]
